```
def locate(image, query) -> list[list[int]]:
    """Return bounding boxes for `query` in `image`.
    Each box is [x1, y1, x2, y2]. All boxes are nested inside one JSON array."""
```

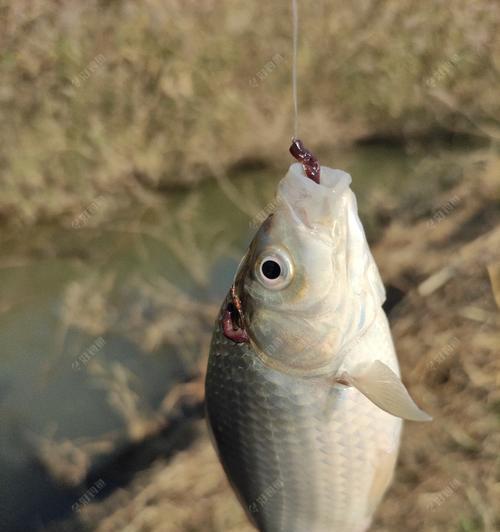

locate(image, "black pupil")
[[261, 260, 281, 280]]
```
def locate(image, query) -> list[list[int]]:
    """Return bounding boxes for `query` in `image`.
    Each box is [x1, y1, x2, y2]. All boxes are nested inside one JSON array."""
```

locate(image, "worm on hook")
[[289, 138, 321, 184]]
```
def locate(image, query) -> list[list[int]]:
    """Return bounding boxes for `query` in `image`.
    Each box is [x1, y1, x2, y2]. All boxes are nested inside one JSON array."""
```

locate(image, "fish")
[[205, 140, 431, 532]]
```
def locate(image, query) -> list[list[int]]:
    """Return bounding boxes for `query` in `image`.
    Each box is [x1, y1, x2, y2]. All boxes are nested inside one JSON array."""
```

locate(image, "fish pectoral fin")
[[341, 360, 432, 422]]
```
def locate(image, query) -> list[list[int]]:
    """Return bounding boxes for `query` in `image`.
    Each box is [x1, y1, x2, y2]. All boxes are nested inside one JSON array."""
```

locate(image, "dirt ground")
[[52, 153, 500, 532]]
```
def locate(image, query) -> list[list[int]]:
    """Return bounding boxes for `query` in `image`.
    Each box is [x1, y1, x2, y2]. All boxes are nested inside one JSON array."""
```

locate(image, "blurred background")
[[0, 1, 499, 531]]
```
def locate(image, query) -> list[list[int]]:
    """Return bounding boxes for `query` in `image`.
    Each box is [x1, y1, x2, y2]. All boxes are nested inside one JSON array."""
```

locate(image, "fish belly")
[[205, 322, 402, 532]]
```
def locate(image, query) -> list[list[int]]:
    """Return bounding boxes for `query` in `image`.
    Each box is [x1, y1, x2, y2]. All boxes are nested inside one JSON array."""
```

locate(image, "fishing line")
[[291, 0, 299, 139], [289, 0, 321, 183]]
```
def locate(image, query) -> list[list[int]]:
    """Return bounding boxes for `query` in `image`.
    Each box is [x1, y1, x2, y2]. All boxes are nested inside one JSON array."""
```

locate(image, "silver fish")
[[205, 144, 431, 532]]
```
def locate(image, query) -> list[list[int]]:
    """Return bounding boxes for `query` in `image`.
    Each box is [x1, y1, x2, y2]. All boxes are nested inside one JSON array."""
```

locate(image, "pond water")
[[0, 142, 471, 531]]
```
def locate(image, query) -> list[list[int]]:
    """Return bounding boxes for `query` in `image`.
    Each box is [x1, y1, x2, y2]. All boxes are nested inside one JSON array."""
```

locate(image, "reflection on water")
[[0, 143, 470, 531]]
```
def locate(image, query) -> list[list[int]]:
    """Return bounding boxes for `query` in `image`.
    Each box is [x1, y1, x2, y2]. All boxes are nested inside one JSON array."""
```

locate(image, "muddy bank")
[[1, 1, 499, 225]]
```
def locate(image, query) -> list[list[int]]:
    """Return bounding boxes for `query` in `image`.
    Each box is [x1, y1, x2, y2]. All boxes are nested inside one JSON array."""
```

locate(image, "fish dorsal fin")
[[341, 360, 432, 422]]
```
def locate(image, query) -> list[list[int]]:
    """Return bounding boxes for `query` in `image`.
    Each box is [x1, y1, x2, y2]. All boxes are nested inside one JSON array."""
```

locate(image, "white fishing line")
[[292, 0, 299, 139]]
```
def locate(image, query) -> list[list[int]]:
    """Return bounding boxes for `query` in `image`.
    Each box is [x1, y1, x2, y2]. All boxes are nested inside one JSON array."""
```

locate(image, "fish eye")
[[256, 249, 293, 290], [261, 260, 281, 279]]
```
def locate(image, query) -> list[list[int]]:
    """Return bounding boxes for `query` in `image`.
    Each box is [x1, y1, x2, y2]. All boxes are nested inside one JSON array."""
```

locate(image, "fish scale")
[[206, 300, 403, 532]]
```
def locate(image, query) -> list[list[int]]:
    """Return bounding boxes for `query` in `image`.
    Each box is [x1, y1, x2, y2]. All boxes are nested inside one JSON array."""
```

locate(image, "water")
[[0, 143, 470, 531]]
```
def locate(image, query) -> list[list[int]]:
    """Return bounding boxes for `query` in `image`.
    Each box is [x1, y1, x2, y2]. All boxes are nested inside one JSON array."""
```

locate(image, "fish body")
[[205, 162, 430, 532]]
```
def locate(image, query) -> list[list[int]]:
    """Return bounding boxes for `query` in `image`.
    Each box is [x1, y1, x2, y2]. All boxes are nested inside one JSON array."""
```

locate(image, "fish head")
[[235, 163, 385, 377]]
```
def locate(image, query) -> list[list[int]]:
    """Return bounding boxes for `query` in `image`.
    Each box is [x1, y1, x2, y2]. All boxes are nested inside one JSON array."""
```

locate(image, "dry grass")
[[66, 428, 253, 532], [1, 0, 499, 225], [368, 157, 500, 532]]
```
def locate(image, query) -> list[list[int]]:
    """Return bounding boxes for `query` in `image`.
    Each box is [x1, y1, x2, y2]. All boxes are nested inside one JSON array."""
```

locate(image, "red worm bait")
[[289, 138, 321, 184]]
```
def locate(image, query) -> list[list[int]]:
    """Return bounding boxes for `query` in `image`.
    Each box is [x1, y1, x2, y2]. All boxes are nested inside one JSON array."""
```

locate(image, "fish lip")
[[275, 164, 352, 233], [285, 163, 351, 193]]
